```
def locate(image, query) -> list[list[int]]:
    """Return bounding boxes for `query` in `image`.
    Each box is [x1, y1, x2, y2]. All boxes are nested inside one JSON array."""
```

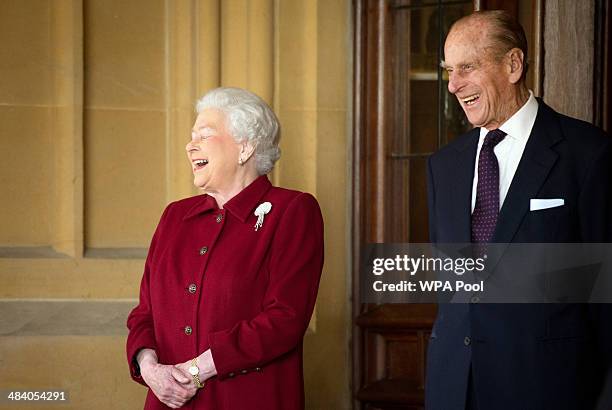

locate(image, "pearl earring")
[[238, 158, 244, 165]]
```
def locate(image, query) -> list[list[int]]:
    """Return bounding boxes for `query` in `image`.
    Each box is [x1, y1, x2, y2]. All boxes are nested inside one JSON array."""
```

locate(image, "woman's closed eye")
[[191, 130, 216, 143]]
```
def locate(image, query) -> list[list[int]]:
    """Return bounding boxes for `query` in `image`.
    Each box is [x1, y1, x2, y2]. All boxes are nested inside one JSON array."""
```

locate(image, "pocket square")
[[530, 198, 564, 211]]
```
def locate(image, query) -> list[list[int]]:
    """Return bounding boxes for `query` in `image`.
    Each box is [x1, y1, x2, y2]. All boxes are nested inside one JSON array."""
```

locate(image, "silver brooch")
[[254, 202, 272, 231]]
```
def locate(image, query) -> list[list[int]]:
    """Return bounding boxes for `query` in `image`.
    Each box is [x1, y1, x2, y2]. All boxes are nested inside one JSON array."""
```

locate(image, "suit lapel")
[[492, 100, 563, 243], [450, 129, 479, 242]]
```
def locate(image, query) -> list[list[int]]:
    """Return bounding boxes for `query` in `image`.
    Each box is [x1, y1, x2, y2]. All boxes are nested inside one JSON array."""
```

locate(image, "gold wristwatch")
[[188, 359, 205, 388]]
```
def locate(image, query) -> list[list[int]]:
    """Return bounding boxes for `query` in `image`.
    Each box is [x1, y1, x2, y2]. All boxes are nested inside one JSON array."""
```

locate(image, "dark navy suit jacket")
[[425, 100, 612, 410]]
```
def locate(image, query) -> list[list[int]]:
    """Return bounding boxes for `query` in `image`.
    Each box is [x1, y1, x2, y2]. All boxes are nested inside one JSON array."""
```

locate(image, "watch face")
[[189, 366, 199, 376]]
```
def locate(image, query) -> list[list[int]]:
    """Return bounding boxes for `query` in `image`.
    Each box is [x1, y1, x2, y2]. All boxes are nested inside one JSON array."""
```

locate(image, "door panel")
[[352, 1, 473, 407]]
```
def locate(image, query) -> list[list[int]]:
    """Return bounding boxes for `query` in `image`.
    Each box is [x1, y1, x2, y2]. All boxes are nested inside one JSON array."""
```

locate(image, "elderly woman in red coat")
[[126, 87, 324, 410]]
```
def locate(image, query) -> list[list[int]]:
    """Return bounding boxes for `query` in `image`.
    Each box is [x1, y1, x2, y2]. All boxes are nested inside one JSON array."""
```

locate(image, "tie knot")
[[483, 129, 506, 148]]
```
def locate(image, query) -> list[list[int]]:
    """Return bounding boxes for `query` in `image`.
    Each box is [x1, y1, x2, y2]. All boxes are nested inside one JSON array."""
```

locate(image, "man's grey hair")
[[196, 87, 281, 175]]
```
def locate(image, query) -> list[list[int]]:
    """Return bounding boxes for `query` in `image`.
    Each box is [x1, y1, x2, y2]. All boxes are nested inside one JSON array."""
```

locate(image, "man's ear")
[[507, 48, 525, 84]]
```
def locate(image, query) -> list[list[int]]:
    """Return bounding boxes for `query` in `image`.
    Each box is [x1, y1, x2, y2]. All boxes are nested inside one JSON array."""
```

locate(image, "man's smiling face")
[[443, 21, 517, 130]]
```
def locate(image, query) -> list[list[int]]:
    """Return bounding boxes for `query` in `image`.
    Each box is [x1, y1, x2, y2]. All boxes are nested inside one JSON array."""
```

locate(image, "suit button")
[[216, 214, 223, 223], [464, 336, 471, 346], [199, 246, 208, 255], [254, 367, 261, 372], [470, 296, 480, 303], [228, 372, 235, 378], [188, 284, 197, 294], [240, 369, 248, 374], [184, 326, 192, 335]]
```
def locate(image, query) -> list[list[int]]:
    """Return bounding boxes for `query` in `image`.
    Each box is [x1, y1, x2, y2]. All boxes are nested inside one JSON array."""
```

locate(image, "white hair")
[[196, 87, 281, 175]]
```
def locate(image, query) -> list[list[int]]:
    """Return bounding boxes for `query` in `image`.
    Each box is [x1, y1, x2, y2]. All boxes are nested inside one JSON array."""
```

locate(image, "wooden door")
[[352, 1, 474, 408]]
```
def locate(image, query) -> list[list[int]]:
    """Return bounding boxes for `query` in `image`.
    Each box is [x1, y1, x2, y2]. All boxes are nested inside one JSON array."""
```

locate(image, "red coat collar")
[[183, 175, 273, 222]]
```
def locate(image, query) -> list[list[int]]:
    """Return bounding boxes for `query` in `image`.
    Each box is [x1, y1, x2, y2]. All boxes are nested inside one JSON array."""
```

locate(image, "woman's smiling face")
[[186, 109, 242, 192]]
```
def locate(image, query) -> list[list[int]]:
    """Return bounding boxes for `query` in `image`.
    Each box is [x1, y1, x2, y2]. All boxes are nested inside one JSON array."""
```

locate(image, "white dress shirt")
[[471, 91, 539, 213]]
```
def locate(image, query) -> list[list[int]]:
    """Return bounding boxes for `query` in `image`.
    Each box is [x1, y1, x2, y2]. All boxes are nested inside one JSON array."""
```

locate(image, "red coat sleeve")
[[208, 193, 324, 378], [125, 205, 170, 385]]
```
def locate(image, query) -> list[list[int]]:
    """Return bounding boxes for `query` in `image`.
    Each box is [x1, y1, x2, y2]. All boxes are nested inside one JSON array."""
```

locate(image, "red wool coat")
[[126, 176, 324, 409]]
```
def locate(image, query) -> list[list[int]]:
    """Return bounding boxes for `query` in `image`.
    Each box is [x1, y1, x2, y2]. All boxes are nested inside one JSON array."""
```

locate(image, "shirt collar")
[[479, 90, 538, 141], [183, 175, 273, 222]]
